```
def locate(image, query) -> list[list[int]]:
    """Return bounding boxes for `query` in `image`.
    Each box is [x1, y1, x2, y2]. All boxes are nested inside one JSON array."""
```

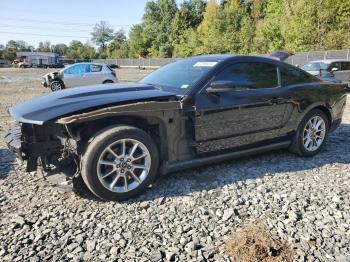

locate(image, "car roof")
[[189, 54, 281, 64], [69, 62, 105, 66], [306, 59, 349, 64]]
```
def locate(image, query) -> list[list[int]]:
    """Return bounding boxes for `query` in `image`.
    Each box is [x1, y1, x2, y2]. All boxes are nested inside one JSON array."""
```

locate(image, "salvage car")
[[42, 62, 118, 91], [5, 55, 347, 201]]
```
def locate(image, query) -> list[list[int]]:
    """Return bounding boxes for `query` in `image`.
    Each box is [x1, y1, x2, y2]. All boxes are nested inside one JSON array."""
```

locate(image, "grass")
[[225, 222, 295, 262]]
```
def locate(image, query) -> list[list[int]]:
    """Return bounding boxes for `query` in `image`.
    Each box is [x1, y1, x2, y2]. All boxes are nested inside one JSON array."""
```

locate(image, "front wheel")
[[50, 81, 64, 92], [81, 125, 159, 201], [289, 109, 329, 157]]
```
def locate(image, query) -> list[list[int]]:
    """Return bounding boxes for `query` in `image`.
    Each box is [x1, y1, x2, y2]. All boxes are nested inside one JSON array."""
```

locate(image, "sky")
[[0, 0, 183, 48]]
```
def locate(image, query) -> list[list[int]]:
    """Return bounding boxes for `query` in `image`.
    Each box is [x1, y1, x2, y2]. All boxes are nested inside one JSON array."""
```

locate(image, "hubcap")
[[97, 139, 151, 193], [303, 116, 326, 152], [51, 82, 61, 91]]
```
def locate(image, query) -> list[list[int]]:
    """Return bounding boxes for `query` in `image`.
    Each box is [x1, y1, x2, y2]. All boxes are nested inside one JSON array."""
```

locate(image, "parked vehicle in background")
[[0, 60, 9, 68], [5, 55, 347, 201], [318, 69, 342, 84], [301, 60, 350, 84], [32, 63, 48, 68], [18, 61, 32, 68], [42, 62, 118, 91], [48, 63, 65, 68]]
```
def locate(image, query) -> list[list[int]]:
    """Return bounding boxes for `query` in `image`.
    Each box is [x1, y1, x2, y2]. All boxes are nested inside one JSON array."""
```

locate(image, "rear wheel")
[[289, 109, 329, 157], [81, 125, 159, 201], [50, 80, 64, 92], [103, 80, 114, 84]]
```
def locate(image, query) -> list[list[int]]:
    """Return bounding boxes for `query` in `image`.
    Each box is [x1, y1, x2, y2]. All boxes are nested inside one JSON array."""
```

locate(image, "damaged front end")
[[5, 121, 79, 190], [42, 71, 62, 87]]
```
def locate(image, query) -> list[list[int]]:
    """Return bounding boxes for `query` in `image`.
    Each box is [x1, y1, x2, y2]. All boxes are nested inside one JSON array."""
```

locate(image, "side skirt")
[[162, 141, 291, 174]]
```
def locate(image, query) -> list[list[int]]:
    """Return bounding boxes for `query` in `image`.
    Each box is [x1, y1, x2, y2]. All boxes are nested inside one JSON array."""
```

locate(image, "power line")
[[0, 31, 90, 39], [0, 24, 92, 33], [0, 17, 131, 27]]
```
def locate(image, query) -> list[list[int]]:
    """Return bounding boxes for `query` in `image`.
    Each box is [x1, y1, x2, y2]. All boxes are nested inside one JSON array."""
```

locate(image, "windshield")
[[139, 59, 217, 94], [301, 62, 329, 71]]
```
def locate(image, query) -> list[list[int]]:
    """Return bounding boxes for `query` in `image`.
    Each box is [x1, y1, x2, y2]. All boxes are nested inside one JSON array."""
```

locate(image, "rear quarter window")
[[280, 66, 318, 86]]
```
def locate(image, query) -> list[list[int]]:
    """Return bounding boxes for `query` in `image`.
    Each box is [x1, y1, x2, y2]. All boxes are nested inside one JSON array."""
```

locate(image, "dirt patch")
[[225, 222, 295, 262]]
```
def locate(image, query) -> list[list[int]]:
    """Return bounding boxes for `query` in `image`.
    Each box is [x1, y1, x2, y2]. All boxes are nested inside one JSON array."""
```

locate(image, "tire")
[[81, 125, 159, 201], [289, 109, 329, 157], [50, 80, 64, 92], [103, 80, 114, 84]]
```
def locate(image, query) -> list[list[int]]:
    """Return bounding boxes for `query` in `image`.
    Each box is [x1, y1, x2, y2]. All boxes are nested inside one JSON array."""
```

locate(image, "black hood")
[[10, 83, 177, 125]]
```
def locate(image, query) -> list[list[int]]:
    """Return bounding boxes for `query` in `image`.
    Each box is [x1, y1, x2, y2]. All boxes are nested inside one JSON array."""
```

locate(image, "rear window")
[[90, 64, 102, 72]]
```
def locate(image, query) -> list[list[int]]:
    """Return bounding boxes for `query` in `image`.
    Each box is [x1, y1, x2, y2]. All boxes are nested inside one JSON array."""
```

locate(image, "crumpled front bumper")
[[42, 76, 49, 87], [4, 123, 24, 162], [4, 123, 37, 172]]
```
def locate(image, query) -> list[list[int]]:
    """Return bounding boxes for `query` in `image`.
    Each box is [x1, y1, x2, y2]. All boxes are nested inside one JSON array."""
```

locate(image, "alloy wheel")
[[97, 139, 151, 193], [302, 116, 326, 152], [51, 82, 62, 91]]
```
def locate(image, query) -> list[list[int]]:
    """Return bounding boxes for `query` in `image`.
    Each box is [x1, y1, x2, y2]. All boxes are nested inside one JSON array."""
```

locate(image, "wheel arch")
[[294, 103, 333, 132], [102, 79, 114, 84], [73, 115, 169, 162], [312, 105, 332, 127], [51, 78, 65, 87]]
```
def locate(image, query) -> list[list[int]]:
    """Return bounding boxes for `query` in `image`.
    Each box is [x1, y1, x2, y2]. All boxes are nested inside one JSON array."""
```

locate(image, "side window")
[[64, 65, 78, 75], [213, 62, 278, 90], [64, 64, 90, 75], [76, 64, 90, 74], [280, 66, 316, 86], [329, 62, 341, 71], [90, 64, 103, 72], [341, 62, 350, 70]]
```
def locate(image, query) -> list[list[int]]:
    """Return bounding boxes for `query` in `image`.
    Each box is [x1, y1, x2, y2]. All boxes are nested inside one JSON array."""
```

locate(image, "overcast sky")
[[0, 0, 184, 47]]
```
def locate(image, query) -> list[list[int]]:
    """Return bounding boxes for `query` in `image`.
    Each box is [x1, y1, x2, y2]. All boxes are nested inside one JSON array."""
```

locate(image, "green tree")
[[173, 28, 201, 57], [142, 0, 178, 57], [66, 41, 84, 59], [171, 0, 206, 50], [128, 24, 149, 58], [107, 30, 129, 58], [196, 0, 221, 54], [37, 41, 52, 52], [2, 49, 16, 61], [52, 43, 68, 56], [91, 21, 115, 52], [0, 44, 4, 59], [252, 0, 285, 53]]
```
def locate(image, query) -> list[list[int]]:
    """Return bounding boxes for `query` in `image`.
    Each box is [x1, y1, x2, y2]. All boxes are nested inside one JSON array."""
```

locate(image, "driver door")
[[194, 62, 288, 154], [63, 64, 90, 87]]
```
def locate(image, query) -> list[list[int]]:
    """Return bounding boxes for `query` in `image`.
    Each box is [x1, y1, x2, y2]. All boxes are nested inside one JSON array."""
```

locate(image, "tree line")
[[1, 0, 349, 61]]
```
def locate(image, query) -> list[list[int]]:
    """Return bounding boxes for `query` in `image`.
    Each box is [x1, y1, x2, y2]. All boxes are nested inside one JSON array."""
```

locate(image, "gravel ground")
[[0, 68, 350, 261]]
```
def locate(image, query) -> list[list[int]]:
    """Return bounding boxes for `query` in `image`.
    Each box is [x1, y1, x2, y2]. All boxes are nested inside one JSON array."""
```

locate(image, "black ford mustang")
[[5, 55, 347, 201]]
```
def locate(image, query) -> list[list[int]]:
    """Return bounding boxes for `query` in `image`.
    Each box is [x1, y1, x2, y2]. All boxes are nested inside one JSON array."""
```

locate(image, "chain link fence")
[[93, 49, 350, 68]]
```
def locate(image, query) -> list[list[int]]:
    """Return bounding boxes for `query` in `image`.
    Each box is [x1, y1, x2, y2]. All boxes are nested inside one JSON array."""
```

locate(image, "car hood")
[[10, 83, 177, 125], [43, 71, 61, 78]]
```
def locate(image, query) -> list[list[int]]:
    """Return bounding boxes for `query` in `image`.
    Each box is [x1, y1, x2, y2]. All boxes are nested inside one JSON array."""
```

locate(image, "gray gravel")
[[1, 68, 350, 261]]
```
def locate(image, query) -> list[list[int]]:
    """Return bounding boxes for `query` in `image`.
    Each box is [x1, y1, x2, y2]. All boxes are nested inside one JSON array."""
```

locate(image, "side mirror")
[[331, 67, 339, 72], [207, 80, 237, 93]]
